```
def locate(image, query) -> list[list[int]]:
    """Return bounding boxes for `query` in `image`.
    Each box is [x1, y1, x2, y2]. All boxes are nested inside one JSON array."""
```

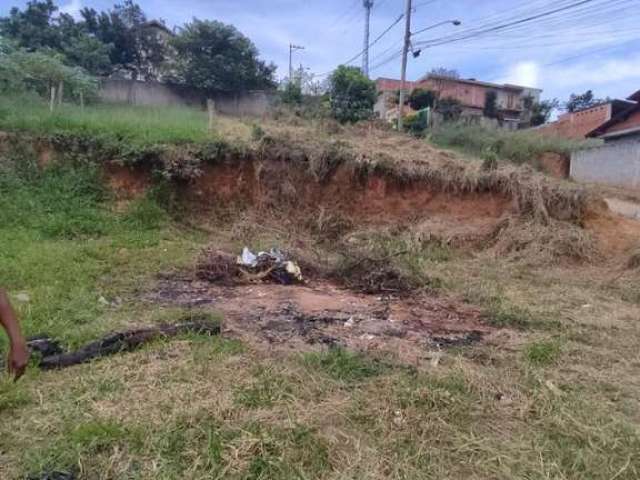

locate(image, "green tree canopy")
[[530, 98, 559, 126], [564, 90, 604, 113], [328, 65, 377, 123], [483, 90, 499, 119], [170, 19, 276, 94], [408, 88, 436, 110], [80, 1, 167, 79]]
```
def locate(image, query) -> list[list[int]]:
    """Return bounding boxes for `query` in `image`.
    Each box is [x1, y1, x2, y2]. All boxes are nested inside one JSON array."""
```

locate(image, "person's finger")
[[13, 364, 26, 382], [7, 355, 15, 375]]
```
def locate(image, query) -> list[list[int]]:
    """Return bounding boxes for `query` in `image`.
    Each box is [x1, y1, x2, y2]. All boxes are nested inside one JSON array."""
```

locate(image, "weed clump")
[[525, 339, 562, 366], [303, 348, 385, 383], [489, 217, 599, 265]]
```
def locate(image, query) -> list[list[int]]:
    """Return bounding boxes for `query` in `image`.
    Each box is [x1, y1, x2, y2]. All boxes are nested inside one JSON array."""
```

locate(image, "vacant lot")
[[1, 100, 639, 480]]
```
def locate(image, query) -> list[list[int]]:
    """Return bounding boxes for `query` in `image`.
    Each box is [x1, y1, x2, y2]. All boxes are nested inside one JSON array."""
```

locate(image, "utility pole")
[[289, 44, 305, 84], [362, 0, 374, 77], [397, 0, 412, 131]]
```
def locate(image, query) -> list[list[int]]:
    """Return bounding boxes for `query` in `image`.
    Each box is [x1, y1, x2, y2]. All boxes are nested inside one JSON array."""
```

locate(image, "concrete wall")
[[571, 138, 640, 189], [99, 78, 205, 107], [99, 78, 275, 116]]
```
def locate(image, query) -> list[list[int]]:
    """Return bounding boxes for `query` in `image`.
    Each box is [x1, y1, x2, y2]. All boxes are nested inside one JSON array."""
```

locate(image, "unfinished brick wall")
[[537, 104, 612, 139]]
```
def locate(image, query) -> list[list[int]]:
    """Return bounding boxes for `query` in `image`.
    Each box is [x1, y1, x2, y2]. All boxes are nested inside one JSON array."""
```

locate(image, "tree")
[[484, 90, 499, 119], [80, 2, 167, 80], [564, 90, 603, 113], [529, 98, 559, 126], [281, 82, 302, 105], [0, 1, 113, 76], [408, 88, 436, 110], [0, 0, 60, 51], [170, 19, 276, 94], [0, 39, 25, 93], [328, 65, 377, 123], [429, 67, 460, 79]]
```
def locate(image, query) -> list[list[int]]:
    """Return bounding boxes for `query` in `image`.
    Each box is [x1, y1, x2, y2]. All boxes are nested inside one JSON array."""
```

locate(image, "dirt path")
[[606, 197, 640, 220], [146, 275, 493, 365]]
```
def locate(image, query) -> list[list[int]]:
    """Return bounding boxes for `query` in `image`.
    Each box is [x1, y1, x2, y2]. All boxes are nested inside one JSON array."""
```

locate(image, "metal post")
[[289, 44, 305, 84], [289, 43, 293, 83], [398, 0, 412, 131], [362, 0, 374, 77]]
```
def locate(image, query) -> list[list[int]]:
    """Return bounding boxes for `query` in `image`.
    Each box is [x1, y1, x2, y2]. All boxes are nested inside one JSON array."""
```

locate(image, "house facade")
[[374, 74, 541, 129], [570, 90, 640, 189], [587, 91, 640, 143], [536, 100, 635, 140]]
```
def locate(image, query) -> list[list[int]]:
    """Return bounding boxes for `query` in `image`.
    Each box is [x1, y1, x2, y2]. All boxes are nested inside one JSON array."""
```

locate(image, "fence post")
[[79, 91, 85, 112], [207, 99, 216, 133], [58, 81, 64, 106], [49, 84, 56, 112]]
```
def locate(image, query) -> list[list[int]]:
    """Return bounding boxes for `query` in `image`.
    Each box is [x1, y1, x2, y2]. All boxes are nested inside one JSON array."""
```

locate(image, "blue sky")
[[2, 0, 640, 103]]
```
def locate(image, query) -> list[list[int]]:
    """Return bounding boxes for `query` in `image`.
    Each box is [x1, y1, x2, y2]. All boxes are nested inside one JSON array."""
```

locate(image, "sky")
[[2, 0, 640, 103]]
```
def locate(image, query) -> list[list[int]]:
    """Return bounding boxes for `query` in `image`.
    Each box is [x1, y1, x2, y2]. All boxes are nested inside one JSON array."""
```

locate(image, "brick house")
[[570, 90, 640, 189], [587, 90, 640, 143], [536, 99, 635, 140], [374, 74, 541, 129]]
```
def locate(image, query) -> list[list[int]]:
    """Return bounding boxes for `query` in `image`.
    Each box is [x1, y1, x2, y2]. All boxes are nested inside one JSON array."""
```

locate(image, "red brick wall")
[[607, 108, 640, 134], [537, 104, 611, 139], [376, 78, 417, 92]]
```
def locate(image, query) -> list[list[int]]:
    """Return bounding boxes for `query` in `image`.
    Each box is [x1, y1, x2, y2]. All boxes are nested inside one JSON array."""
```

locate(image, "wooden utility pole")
[[362, 0, 374, 77], [397, 0, 412, 131]]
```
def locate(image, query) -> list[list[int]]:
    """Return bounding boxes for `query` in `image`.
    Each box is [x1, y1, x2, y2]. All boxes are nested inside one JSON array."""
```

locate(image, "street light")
[[397, 16, 462, 131], [412, 19, 462, 37], [410, 20, 461, 57]]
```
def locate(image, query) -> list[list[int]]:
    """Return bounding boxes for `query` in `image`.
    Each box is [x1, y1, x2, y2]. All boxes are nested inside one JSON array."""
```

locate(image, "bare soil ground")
[[146, 274, 492, 366]]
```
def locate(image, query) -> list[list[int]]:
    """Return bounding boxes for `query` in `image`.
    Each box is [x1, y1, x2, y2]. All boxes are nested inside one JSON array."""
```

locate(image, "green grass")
[[0, 145, 197, 347], [525, 339, 562, 366], [303, 348, 386, 383], [0, 94, 213, 147], [430, 122, 594, 167]]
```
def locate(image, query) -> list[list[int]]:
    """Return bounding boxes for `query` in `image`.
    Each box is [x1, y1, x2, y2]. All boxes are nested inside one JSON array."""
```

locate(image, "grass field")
[[0, 94, 214, 146], [1, 104, 639, 479], [430, 122, 597, 166]]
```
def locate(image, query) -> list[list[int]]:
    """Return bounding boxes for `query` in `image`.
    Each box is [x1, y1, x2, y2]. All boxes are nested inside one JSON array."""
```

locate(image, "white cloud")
[[500, 61, 540, 88], [60, 0, 83, 19]]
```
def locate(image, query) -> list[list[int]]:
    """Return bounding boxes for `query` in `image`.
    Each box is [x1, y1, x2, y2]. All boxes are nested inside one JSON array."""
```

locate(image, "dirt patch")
[[105, 163, 153, 200], [186, 160, 514, 226], [538, 152, 569, 179], [146, 274, 492, 365], [584, 207, 640, 256]]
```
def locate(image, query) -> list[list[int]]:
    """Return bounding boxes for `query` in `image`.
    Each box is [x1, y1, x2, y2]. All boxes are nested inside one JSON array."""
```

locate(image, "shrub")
[[408, 88, 436, 110], [328, 65, 377, 123]]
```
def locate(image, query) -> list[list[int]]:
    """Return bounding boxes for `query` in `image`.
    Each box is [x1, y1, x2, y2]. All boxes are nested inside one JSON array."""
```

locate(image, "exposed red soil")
[[585, 209, 640, 256], [146, 275, 492, 365], [106, 163, 153, 199], [184, 161, 514, 226], [538, 152, 570, 179]]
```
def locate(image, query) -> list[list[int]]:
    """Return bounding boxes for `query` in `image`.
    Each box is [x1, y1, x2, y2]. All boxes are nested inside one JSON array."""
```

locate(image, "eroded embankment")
[[5, 130, 636, 258]]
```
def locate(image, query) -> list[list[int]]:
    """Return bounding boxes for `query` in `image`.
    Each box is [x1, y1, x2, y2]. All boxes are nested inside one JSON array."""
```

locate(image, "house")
[[536, 99, 635, 140], [374, 74, 541, 129], [570, 90, 640, 189], [587, 91, 640, 143]]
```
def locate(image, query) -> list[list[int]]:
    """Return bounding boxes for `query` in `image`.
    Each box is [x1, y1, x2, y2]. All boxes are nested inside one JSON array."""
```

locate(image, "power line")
[[314, 11, 405, 78], [414, 0, 597, 48]]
